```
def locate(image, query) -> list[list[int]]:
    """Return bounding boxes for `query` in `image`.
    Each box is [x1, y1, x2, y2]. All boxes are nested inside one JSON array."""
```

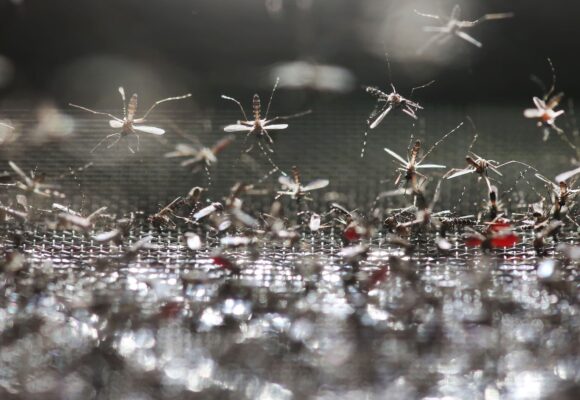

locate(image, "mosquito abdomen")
[[253, 94, 261, 120]]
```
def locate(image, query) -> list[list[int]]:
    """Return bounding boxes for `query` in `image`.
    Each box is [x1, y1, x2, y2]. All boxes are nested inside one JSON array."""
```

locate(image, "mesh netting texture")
[[0, 104, 579, 400]]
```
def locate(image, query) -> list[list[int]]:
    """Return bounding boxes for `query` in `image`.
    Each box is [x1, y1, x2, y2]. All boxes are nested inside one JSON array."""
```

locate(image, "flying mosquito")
[[523, 59, 565, 141], [383, 122, 463, 189], [415, 5, 514, 52], [221, 77, 310, 153], [70, 87, 191, 153], [361, 54, 434, 157], [164, 135, 234, 173], [276, 166, 329, 201], [7, 161, 64, 198]]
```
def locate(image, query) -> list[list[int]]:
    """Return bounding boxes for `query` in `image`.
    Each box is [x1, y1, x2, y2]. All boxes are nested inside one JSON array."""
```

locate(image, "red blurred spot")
[[343, 226, 360, 242], [160, 301, 182, 319], [368, 265, 390, 289], [491, 233, 518, 248], [465, 236, 483, 247], [212, 256, 238, 272]]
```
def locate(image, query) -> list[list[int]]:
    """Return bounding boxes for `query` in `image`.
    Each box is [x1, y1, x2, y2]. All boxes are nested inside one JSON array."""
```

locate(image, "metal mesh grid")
[[1, 105, 579, 399]]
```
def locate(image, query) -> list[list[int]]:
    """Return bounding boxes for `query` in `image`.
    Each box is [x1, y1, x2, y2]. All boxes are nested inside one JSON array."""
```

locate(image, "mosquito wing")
[[109, 120, 124, 128], [264, 123, 288, 130], [416, 163, 446, 169], [369, 105, 392, 129], [532, 97, 546, 110], [455, 30, 482, 47], [278, 175, 298, 191], [446, 168, 474, 179], [523, 108, 543, 118], [193, 202, 222, 221], [8, 161, 31, 185], [546, 92, 564, 110], [133, 125, 165, 135], [224, 124, 253, 133], [450, 4, 461, 20], [302, 179, 330, 192], [556, 166, 580, 183], [383, 147, 407, 165], [93, 229, 121, 243]]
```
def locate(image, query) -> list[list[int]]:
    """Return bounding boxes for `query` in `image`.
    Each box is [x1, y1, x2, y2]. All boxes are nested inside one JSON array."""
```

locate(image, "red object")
[[491, 233, 518, 248], [367, 265, 390, 289], [160, 301, 182, 319], [212, 256, 238, 272], [465, 236, 483, 247]]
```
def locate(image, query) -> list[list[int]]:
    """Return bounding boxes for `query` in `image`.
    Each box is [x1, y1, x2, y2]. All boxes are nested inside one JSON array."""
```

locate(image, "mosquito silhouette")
[[222, 77, 310, 153], [70, 87, 191, 153], [384, 122, 463, 188], [524, 59, 566, 141], [415, 5, 513, 52], [276, 166, 329, 201]]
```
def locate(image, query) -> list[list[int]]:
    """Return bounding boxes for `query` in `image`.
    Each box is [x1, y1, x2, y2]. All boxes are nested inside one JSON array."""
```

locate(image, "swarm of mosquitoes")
[[2, 4, 580, 274]]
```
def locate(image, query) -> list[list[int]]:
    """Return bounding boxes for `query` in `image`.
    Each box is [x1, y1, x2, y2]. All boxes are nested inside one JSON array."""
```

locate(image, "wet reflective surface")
[[1, 223, 578, 400]]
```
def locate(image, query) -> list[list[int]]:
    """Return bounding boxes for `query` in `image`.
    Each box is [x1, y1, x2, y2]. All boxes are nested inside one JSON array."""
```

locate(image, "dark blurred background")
[[0, 0, 579, 212], [1, 0, 579, 104]]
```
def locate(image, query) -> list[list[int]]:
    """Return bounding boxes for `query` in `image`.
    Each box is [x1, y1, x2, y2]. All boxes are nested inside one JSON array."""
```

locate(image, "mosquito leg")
[[402, 107, 418, 119], [91, 133, 120, 153], [360, 130, 369, 158]]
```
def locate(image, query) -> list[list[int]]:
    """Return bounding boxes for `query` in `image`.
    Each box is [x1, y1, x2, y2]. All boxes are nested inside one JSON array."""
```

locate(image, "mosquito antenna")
[[465, 116, 479, 152], [420, 121, 463, 163], [383, 49, 393, 85], [118, 87, 127, 119], [545, 57, 556, 100], [410, 80, 435, 98], [221, 95, 249, 121], [264, 77, 280, 120], [140, 93, 192, 121]]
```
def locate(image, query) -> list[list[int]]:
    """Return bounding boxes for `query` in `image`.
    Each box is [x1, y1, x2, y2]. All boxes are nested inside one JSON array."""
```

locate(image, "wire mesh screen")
[[1, 101, 579, 400]]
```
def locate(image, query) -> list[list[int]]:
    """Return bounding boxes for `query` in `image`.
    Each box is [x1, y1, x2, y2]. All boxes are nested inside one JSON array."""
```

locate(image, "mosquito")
[[276, 166, 329, 201], [165, 135, 234, 173], [446, 153, 537, 192], [221, 77, 310, 153], [415, 5, 514, 52], [361, 54, 434, 157], [70, 87, 191, 153], [535, 173, 579, 220], [53, 204, 107, 233], [148, 197, 182, 228], [524, 59, 566, 141], [8, 161, 64, 198], [383, 122, 463, 189]]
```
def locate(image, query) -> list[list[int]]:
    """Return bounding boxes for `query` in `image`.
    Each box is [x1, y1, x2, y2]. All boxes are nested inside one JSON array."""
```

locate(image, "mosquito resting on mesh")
[[70, 87, 191, 153], [383, 122, 463, 189], [7, 161, 64, 198], [535, 173, 579, 220], [361, 54, 434, 157], [415, 5, 514, 53], [276, 166, 329, 201], [524, 59, 566, 141], [446, 128, 537, 192]]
